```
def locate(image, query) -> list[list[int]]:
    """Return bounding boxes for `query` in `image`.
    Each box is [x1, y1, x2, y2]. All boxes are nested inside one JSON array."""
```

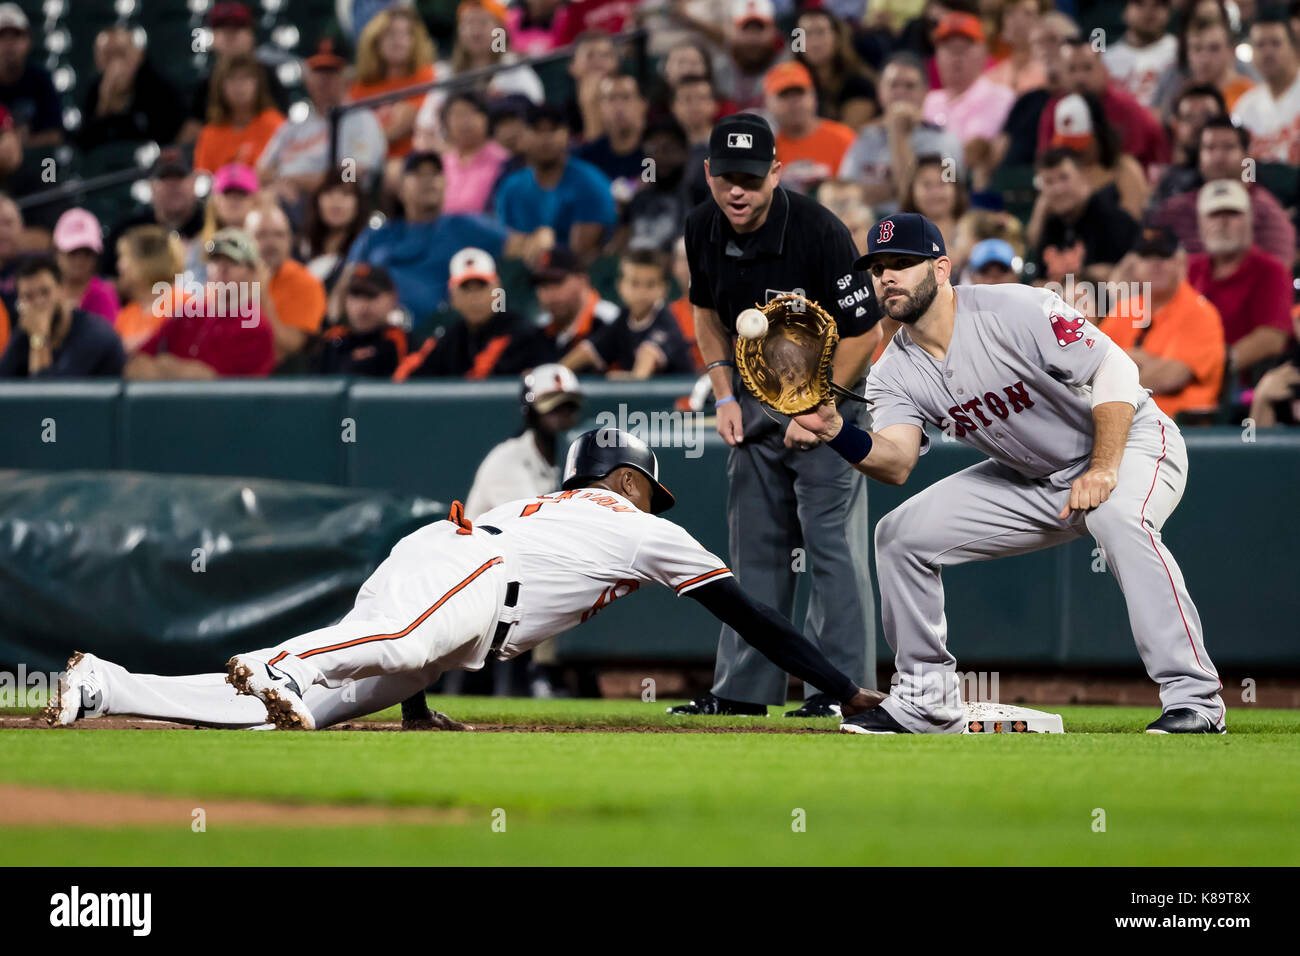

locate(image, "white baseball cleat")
[[226, 654, 316, 731], [44, 651, 106, 727]]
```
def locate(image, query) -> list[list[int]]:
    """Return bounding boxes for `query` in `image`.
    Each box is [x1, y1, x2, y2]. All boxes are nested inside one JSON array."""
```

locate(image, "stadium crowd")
[[1, 0, 1299, 424]]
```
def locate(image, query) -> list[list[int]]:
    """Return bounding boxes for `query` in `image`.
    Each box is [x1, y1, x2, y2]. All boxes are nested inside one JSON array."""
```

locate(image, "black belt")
[[482, 522, 519, 652], [490, 580, 521, 653]]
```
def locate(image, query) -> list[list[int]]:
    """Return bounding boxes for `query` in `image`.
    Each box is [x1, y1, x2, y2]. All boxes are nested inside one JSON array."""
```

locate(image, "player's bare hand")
[[716, 398, 744, 445], [784, 418, 821, 450], [842, 688, 888, 717], [791, 402, 842, 442], [402, 710, 472, 732], [1059, 467, 1118, 518]]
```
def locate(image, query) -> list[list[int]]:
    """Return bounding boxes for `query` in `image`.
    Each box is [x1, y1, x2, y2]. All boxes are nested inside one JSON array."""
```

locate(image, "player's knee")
[[875, 505, 921, 560], [1083, 500, 1145, 544]]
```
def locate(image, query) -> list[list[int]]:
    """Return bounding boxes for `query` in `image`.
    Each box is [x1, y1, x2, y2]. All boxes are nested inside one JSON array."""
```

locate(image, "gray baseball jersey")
[[866, 283, 1156, 484], [862, 282, 1224, 733]]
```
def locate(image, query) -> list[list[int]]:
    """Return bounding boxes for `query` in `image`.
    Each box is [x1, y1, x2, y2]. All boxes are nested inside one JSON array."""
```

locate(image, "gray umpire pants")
[[875, 414, 1225, 733], [711, 389, 876, 705]]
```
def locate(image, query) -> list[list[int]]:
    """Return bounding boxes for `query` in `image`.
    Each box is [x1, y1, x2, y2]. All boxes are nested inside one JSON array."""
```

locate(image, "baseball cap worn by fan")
[[209, 2, 253, 29], [1197, 179, 1250, 217], [733, 0, 775, 26], [213, 163, 259, 194], [708, 114, 776, 178], [530, 247, 583, 285], [1052, 93, 1093, 152], [53, 209, 104, 254], [152, 146, 192, 178], [0, 3, 29, 33], [1132, 223, 1180, 258], [347, 264, 396, 297], [933, 11, 984, 44], [306, 38, 346, 71], [205, 228, 259, 265], [449, 247, 499, 287], [854, 213, 948, 269], [969, 238, 1016, 272], [764, 61, 814, 96], [403, 151, 444, 174], [522, 363, 583, 413]]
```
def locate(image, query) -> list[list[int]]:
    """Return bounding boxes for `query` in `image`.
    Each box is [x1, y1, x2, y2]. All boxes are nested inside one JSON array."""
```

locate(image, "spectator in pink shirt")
[[439, 91, 509, 214], [922, 12, 1015, 159], [52, 208, 119, 323], [507, 0, 563, 55]]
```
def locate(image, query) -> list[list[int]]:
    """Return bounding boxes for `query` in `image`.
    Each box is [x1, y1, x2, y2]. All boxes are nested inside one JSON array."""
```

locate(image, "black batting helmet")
[[561, 427, 675, 514]]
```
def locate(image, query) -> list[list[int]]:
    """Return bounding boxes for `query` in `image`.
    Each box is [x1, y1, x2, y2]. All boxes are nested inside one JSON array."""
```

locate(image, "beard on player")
[[877, 262, 940, 325]]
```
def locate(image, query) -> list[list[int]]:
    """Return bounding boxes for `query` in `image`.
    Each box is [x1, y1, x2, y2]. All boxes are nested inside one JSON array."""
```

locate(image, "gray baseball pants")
[[712, 391, 876, 705], [875, 415, 1224, 733]]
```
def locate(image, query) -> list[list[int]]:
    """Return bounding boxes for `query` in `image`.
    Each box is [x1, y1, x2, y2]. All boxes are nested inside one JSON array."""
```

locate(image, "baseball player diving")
[[47, 428, 885, 731], [787, 213, 1225, 735]]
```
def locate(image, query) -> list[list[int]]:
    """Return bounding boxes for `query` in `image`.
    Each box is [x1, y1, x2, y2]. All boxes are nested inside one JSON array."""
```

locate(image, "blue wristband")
[[826, 420, 873, 464], [715, 395, 737, 408]]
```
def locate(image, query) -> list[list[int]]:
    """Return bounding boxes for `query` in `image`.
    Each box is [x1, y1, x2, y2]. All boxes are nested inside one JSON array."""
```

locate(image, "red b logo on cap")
[[878, 221, 894, 243]]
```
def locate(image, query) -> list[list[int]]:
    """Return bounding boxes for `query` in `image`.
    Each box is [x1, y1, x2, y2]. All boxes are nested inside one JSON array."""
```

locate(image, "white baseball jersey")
[[474, 488, 733, 654], [1104, 36, 1178, 108], [866, 284, 1156, 486], [463, 432, 558, 519], [1231, 74, 1300, 164]]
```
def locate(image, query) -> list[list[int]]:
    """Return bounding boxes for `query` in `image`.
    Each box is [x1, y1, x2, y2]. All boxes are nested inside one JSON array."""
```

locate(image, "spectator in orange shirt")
[[193, 52, 285, 173], [669, 236, 703, 372], [114, 225, 184, 353], [246, 202, 324, 365], [0, 296, 9, 354], [348, 6, 437, 161], [1100, 225, 1226, 420], [766, 61, 855, 196]]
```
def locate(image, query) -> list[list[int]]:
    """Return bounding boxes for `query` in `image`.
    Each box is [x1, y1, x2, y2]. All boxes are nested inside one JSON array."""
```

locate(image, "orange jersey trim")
[[296, 556, 504, 660], [467, 334, 511, 380], [674, 568, 732, 594], [393, 337, 436, 382]]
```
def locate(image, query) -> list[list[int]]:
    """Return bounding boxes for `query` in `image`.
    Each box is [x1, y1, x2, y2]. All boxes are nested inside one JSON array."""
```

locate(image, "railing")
[[12, 27, 651, 212]]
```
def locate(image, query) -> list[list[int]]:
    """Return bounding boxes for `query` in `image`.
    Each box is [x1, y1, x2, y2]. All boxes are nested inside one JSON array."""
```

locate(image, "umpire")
[[671, 114, 881, 717]]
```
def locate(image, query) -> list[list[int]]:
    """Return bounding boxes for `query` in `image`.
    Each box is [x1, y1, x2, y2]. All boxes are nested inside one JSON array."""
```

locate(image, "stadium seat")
[[1255, 162, 1298, 212], [985, 163, 1038, 225]]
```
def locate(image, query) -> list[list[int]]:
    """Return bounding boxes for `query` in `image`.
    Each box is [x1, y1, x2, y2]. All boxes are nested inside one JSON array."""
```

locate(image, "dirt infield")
[[0, 715, 825, 734], [0, 784, 467, 827]]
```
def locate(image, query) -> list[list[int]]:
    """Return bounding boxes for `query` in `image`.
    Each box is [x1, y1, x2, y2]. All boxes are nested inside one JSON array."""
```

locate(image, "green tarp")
[[0, 470, 443, 675]]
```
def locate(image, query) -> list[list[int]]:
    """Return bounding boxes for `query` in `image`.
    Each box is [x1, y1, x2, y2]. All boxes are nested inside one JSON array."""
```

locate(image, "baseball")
[[736, 308, 768, 339]]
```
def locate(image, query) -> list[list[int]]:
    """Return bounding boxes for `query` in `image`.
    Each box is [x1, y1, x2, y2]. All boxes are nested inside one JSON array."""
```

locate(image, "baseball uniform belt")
[[479, 525, 522, 654]]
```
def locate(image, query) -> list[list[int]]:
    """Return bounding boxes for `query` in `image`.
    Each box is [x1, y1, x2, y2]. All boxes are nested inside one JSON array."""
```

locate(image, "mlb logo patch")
[[727, 133, 753, 149]]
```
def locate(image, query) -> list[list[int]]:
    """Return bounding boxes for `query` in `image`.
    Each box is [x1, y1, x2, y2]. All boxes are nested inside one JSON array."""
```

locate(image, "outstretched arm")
[[687, 577, 885, 716], [793, 403, 923, 486]]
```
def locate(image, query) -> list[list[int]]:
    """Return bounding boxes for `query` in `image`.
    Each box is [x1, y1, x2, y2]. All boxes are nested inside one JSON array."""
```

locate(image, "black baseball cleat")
[[1145, 708, 1225, 734], [784, 693, 842, 718], [840, 706, 913, 734], [667, 692, 767, 716]]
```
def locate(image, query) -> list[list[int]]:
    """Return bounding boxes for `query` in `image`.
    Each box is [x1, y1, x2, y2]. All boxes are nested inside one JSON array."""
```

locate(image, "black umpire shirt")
[[684, 186, 879, 340]]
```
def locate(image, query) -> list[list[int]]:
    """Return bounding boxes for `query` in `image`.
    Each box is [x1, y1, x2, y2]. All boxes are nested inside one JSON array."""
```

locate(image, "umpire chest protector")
[[683, 187, 880, 340]]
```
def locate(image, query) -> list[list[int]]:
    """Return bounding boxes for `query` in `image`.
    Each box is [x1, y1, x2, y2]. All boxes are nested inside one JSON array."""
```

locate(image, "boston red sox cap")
[[854, 213, 947, 270], [707, 114, 776, 178]]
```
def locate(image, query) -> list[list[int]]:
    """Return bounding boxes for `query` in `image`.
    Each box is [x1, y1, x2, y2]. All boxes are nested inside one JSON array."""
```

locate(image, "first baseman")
[[795, 213, 1225, 735]]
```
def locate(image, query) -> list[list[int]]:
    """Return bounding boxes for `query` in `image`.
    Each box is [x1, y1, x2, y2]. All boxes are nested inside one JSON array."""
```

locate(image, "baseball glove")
[[734, 294, 843, 415]]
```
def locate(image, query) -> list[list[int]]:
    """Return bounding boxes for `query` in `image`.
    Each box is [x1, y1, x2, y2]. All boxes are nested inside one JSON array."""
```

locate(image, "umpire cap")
[[562, 428, 675, 514]]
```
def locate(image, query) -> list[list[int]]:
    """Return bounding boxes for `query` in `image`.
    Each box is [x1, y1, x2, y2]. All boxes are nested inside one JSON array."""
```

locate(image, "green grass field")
[[3, 697, 1298, 866]]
